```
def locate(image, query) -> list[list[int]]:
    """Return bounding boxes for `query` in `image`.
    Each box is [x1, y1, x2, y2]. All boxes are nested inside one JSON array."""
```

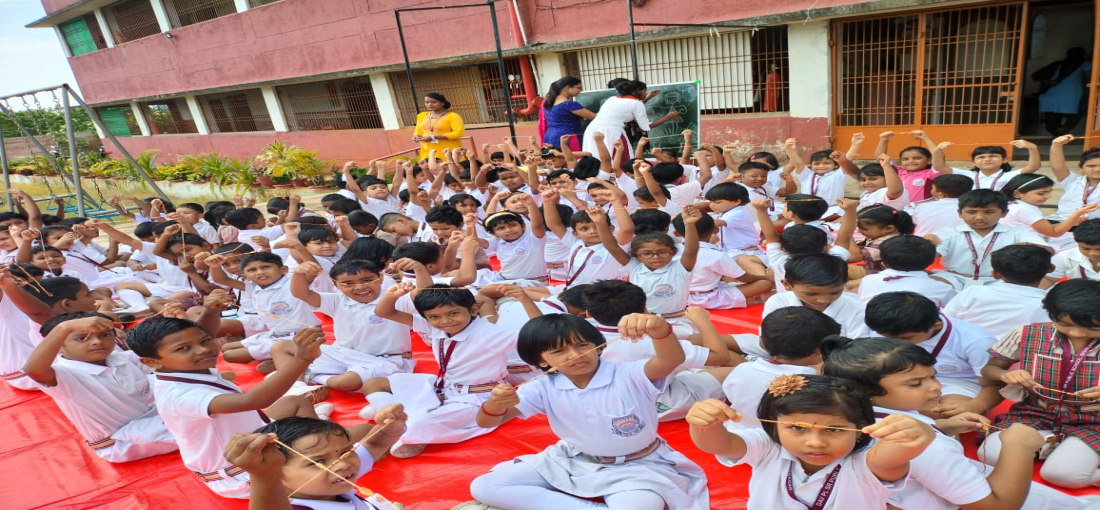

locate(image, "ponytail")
[[856, 205, 914, 235], [544, 77, 582, 111]]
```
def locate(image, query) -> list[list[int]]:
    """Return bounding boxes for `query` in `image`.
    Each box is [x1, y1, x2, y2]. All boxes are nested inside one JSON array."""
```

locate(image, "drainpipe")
[[509, 0, 543, 115]]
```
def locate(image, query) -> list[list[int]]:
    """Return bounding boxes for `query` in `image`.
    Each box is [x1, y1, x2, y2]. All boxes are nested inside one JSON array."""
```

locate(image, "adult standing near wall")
[[581, 80, 679, 161], [1033, 47, 1092, 137], [539, 77, 596, 150], [413, 93, 465, 161]]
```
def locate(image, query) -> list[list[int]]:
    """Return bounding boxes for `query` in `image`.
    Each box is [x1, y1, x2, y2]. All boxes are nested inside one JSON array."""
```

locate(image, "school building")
[[26, 0, 1099, 162]]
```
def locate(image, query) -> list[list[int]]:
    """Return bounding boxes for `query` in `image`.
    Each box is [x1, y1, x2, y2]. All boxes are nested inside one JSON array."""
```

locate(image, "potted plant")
[[256, 140, 302, 188], [293, 150, 334, 189]]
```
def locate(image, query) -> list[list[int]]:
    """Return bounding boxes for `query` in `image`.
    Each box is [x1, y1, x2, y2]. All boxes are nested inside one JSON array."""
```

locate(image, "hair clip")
[[767, 374, 808, 397]]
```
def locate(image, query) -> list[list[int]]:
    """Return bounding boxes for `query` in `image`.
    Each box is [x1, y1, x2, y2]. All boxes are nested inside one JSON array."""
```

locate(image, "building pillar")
[[149, 0, 173, 32], [233, 0, 250, 13], [369, 73, 403, 130], [131, 102, 152, 136], [786, 20, 830, 119], [185, 96, 210, 135], [94, 9, 116, 47], [260, 86, 289, 132], [53, 26, 73, 57], [534, 53, 566, 91]]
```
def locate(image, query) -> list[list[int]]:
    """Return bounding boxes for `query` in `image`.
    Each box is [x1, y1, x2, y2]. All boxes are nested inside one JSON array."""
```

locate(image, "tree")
[[0, 107, 96, 137]]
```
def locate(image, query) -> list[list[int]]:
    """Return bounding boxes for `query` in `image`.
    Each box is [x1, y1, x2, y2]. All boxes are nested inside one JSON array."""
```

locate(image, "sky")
[[0, 0, 79, 99]]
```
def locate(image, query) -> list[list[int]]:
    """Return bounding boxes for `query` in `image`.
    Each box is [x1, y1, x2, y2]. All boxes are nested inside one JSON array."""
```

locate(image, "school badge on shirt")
[[611, 413, 645, 437]]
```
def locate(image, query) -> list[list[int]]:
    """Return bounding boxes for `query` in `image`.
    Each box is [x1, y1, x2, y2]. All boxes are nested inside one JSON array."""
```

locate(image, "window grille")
[[275, 77, 384, 131], [59, 14, 108, 56], [97, 106, 142, 136], [390, 58, 535, 126], [164, 0, 237, 29], [247, 0, 282, 7], [140, 98, 198, 134], [197, 89, 274, 133], [104, 0, 161, 44], [565, 26, 790, 115]]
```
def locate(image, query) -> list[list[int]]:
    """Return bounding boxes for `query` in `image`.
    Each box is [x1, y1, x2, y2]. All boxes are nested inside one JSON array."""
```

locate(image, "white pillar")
[[91, 120, 106, 138], [53, 26, 73, 57], [233, 0, 250, 13], [260, 86, 289, 132], [94, 9, 115, 48], [185, 96, 210, 134], [534, 53, 566, 91], [149, 0, 173, 32], [131, 102, 152, 136], [786, 20, 830, 119], [369, 73, 403, 130]]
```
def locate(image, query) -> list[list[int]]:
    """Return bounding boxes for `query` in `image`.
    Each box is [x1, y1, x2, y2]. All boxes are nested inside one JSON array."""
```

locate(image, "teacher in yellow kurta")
[[413, 93, 465, 161]]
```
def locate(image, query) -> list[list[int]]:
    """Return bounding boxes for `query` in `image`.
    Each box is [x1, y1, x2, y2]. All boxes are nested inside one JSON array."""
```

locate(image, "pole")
[[61, 88, 85, 217], [395, 11, 420, 116], [627, 0, 639, 80], [488, 0, 517, 139], [63, 85, 169, 202], [0, 131, 10, 212]]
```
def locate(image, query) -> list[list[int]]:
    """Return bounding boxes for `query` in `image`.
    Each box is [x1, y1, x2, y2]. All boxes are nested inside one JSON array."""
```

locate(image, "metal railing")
[[165, 0, 237, 28], [197, 89, 274, 133], [390, 58, 534, 126], [104, 0, 162, 44], [140, 99, 199, 134]]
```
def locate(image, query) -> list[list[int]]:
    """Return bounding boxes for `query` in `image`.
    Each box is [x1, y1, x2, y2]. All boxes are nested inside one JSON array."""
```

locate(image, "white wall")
[[787, 20, 831, 119]]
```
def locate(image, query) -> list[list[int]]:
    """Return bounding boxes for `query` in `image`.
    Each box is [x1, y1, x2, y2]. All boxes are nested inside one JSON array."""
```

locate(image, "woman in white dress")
[[581, 80, 679, 162]]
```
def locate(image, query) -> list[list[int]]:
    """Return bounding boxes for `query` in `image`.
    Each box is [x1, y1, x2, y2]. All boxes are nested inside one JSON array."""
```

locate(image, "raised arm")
[[845, 132, 866, 162], [679, 130, 693, 165], [1012, 140, 1041, 174], [619, 313, 685, 382], [932, 141, 955, 174], [25, 316, 115, 386], [693, 149, 713, 188], [638, 161, 667, 207], [524, 195, 545, 239], [152, 224, 181, 260], [203, 254, 246, 291], [389, 161, 406, 199], [782, 138, 804, 174], [589, 205, 631, 265], [0, 264, 54, 324], [635, 137, 650, 160], [289, 262, 324, 308], [835, 150, 860, 178], [679, 205, 701, 271], [872, 131, 893, 161], [374, 282, 415, 326], [1050, 135, 1074, 182], [879, 154, 905, 199], [833, 198, 859, 250], [208, 328, 325, 415], [539, 189, 568, 239], [863, 414, 936, 482], [750, 199, 780, 245], [561, 135, 579, 169], [86, 219, 142, 251], [687, 399, 749, 458], [8, 190, 41, 228], [340, 162, 369, 204]]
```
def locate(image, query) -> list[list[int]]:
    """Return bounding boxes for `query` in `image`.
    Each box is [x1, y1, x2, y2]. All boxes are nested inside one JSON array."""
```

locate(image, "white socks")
[[366, 391, 396, 409], [117, 289, 147, 308]]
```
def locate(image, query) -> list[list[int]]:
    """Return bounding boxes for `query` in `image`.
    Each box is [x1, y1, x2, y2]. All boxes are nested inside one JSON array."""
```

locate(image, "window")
[[97, 106, 142, 137], [276, 77, 384, 131], [104, 0, 161, 44], [140, 99, 198, 134], [564, 26, 790, 115], [247, 0, 282, 7], [59, 14, 108, 56], [197, 89, 274, 133], [164, 0, 237, 29], [390, 58, 535, 126]]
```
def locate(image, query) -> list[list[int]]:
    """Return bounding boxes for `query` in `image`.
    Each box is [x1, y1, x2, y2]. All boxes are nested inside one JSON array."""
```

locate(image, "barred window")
[[59, 14, 108, 56], [104, 0, 161, 44], [97, 106, 142, 137], [564, 26, 790, 115], [197, 89, 273, 133], [247, 0, 282, 7], [140, 98, 198, 134], [275, 77, 384, 131], [390, 58, 535, 126], [164, 0, 237, 29]]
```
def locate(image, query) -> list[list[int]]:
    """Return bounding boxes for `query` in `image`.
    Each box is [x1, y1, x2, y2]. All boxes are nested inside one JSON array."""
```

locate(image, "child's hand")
[[779, 171, 793, 182], [909, 129, 929, 140], [385, 281, 416, 298], [163, 224, 182, 236], [863, 414, 935, 447], [251, 236, 270, 249], [850, 132, 865, 145], [178, 259, 196, 274], [204, 289, 236, 312], [204, 254, 227, 267], [681, 205, 702, 224], [682, 129, 693, 138], [448, 230, 465, 246], [86, 218, 106, 229], [722, 171, 742, 183], [65, 316, 115, 336], [332, 215, 349, 227], [1001, 369, 1040, 389], [373, 403, 408, 427], [540, 188, 560, 203], [998, 423, 1045, 453], [612, 139, 625, 151], [585, 205, 607, 224], [877, 153, 892, 168], [618, 313, 672, 342], [749, 198, 771, 211], [20, 228, 39, 241], [232, 194, 245, 207], [341, 161, 356, 174], [460, 234, 479, 251], [463, 213, 478, 226], [243, 196, 257, 208], [161, 302, 187, 319], [283, 222, 301, 237], [879, 131, 895, 140], [223, 433, 284, 478], [289, 194, 301, 203], [935, 412, 989, 435], [1053, 134, 1075, 146], [291, 327, 325, 362], [191, 251, 211, 266], [686, 399, 741, 428], [294, 261, 324, 277], [684, 306, 710, 323], [591, 132, 604, 143], [1076, 385, 1100, 400], [638, 161, 652, 174], [836, 197, 858, 213], [783, 138, 797, 151], [934, 141, 953, 153], [500, 284, 531, 302], [1010, 139, 1038, 150], [637, 137, 649, 147], [389, 257, 426, 274], [830, 150, 846, 162], [930, 399, 985, 418], [487, 383, 520, 408]]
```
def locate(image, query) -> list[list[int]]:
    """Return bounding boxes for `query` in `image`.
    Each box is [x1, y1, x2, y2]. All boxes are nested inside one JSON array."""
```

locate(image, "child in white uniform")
[[0, 264, 53, 391], [540, 188, 632, 288], [672, 212, 774, 309], [1049, 137, 1100, 222], [932, 142, 1041, 191], [856, 235, 956, 307], [1001, 174, 1095, 251], [468, 313, 710, 510], [762, 253, 868, 338], [1044, 219, 1100, 285], [944, 245, 1052, 337], [705, 183, 762, 258], [687, 374, 934, 510], [856, 157, 909, 211], [753, 198, 857, 294], [907, 174, 972, 237], [793, 150, 850, 219], [484, 202, 549, 285], [225, 208, 285, 251]]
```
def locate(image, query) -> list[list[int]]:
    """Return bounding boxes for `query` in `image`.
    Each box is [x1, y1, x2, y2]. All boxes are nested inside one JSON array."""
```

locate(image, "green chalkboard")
[[575, 81, 700, 155]]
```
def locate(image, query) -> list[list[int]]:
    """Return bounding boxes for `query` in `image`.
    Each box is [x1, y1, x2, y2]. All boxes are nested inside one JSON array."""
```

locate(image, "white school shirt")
[[762, 291, 868, 338], [247, 276, 321, 335], [948, 168, 1020, 191], [716, 207, 760, 252], [591, 322, 710, 369], [720, 428, 903, 510], [933, 223, 1049, 280], [858, 187, 910, 211], [489, 229, 547, 280], [153, 370, 269, 474], [690, 243, 746, 292], [285, 253, 341, 294], [1053, 173, 1100, 221], [722, 359, 817, 428], [615, 173, 640, 207], [857, 269, 957, 307], [901, 315, 993, 383], [803, 220, 838, 245], [543, 230, 571, 281], [1049, 248, 1100, 280], [796, 168, 848, 205], [358, 195, 401, 218], [622, 257, 691, 315], [738, 183, 781, 217], [561, 233, 623, 285], [237, 225, 284, 251], [60, 249, 103, 282], [410, 316, 515, 387], [515, 360, 664, 457], [942, 281, 1049, 338], [666, 180, 703, 214], [766, 243, 851, 294], [315, 291, 411, 355], [0, 295, 36, 384], [908, 198, 963, 237], [36, 351, 155, 442], [192, 220, 221, 245]]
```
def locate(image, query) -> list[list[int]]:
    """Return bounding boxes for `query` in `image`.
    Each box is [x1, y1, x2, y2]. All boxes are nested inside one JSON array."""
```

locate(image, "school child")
[[865, 291, 999, 416], [670, 212, 773, 308], [762, 253, 868, 338], [128, 317, 328, 499], [225, 208, 285, 251], [850, 205, 916, 276], [704, 183, 761, 257], [388, 239, 478, 289], [856, 156, 909, 211], [822, 336, 1092, 510], [224, 413, 409, 510], [1051, 138, 1100, 222], [209, 252, 321, 364], [364, 283, 519, 458], [152, 227, 219, 298], [856, 235, 956, 306], [780, 194, 838, 242], [172, 202, 221, 246], [926, 189, 1050, 289], [18, 226, 121, 292], [426, 206, 491, 272], [792, 150, 849, 219], [722, 306, 841, 426], [25, 246, 77, 278], [944, 245, 1052, 337], [742, 142, 797, 189], [466, 313, 710, 510], [687, 375, 935, 510], [909, 174, 974, 237], [483, 198, 549, 285], [24, 313, 178, 462], [638, 156, 712, 214], [342, 160, 405, 218], [866, 130, 940, 201], [731, 161, 796, 219], [1045, 219, 1100, 285], [630, 208, 673, 236], [981, 279, 1100, 489], [933, 140, 1041, 191], [0, 263, 56, 390], [1002, 174, 1097, 250], [377, 211, 436, 245], [277, 223, 346, 294], [540, 188, 631, 288], [328, 198, 364, 222]]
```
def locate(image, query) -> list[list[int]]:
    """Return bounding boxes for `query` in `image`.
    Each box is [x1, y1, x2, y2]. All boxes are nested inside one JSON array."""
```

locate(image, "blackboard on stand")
[[575, 81, 701, 156]]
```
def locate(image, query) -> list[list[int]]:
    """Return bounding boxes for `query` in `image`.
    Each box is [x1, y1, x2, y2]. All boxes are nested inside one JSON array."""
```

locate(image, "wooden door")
[[1083, 1, 1100, 144]]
